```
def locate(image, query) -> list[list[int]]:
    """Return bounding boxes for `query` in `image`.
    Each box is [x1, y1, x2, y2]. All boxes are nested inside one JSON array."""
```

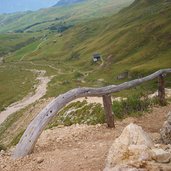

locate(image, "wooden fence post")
[[102, 94, 115, 128], [158, 74, 166, 105]]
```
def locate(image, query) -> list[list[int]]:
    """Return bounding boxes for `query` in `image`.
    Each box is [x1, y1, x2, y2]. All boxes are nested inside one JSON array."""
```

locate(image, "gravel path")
[[0, 70, 51, 125]]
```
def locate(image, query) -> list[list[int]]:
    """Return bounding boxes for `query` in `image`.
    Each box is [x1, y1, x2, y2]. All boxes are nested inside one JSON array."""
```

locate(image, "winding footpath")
[[0, 69, 51, 125], [19, 39, 47, 61]]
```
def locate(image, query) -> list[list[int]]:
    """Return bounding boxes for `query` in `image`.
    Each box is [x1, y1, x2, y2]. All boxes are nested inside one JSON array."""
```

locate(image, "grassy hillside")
[[0, 64, 37, 111], [6, 1, 171, 89], [0, 0, 133, 33], [0, 33, 42, 57], [1, 0, 171, 106], [0, 0, 133, 112]]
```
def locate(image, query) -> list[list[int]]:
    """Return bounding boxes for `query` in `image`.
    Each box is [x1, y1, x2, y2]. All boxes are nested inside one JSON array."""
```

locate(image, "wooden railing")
[[13, 69, 171, 159]]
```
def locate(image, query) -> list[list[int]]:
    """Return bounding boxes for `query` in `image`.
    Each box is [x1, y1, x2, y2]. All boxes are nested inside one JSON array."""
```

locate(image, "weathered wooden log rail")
[[13, 69, 171, 159]]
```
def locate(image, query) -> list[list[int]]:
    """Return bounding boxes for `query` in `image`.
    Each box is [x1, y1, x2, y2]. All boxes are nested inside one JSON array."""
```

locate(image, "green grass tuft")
[[10, 130, 25, 147], [47, 100, 105, 129], [112, 93, 159, 119]]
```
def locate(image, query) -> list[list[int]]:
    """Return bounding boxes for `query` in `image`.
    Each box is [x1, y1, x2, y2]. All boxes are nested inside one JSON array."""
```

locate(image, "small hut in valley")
[[92, 53, 101, 62]]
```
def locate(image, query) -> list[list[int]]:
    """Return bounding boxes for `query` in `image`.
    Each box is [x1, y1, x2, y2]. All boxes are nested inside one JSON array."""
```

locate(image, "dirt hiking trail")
[[0, 70, 51, 125], [0, 103, 171, 171]]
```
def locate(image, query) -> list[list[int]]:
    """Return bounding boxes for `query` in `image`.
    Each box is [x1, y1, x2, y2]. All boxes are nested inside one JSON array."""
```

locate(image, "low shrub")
[[47, 100, 105, 129], [48, 93, 160, 129], [112, 93, 158, 119]]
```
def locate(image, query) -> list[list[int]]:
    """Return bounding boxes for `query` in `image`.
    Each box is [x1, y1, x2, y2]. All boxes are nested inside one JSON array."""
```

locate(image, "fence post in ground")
[[102, 94, 115, 128], [158, 74, 166, 105]]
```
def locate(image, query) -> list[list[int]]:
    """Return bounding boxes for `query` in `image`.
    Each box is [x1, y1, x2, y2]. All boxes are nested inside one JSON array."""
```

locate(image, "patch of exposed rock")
[[104, 123, 171, 171], [160, 111, 171, 144]]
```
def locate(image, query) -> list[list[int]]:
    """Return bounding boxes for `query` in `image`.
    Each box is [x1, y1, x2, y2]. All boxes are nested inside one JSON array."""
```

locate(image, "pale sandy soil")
[[72, 88, 171, 105], [148, 88, 171, 98], [0, 103, 171, 171], [72, 97, 127, 105], [0, 70, 51, 125]]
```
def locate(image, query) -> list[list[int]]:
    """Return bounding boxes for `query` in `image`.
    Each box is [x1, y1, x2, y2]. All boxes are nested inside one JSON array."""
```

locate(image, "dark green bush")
[[112, 93, 158, 119]]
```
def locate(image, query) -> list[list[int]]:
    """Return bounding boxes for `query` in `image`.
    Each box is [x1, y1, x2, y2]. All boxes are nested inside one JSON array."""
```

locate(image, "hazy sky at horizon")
[[0, 0, 59, 14]]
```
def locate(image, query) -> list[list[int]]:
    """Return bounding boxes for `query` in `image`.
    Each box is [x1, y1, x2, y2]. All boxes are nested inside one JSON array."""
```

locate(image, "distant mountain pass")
[[55, 0, 86, 6]]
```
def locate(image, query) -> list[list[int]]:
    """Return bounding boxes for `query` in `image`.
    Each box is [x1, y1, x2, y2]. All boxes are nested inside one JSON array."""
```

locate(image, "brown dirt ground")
[[0, 103, 171, 171]]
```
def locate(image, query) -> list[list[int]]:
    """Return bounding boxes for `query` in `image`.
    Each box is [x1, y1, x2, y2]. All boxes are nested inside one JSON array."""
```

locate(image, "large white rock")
[[104, 123, 171, 171], [105, 123, 153, 168], [115, 123, 154, 147]]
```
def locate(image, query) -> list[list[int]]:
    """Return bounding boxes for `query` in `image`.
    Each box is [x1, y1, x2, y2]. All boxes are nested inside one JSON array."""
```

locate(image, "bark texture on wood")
[[158, 74, 166, 105], [103, 95, 115, 128], [13, 69, 171, 159]]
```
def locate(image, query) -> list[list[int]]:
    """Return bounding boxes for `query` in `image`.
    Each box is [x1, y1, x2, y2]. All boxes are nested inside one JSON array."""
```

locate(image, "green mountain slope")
[[4, 0, 171, 98], [9, 0, 170, 71], [0, 0, 133, 33], [0, 0, 170, 108], [0, 0, 134, 111], [0, 33, 42, 57]]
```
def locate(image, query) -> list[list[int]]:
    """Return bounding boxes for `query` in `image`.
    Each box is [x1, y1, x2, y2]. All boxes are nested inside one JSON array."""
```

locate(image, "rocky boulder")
[[160, 111, 171, 144], [104, 123, 171, 171]]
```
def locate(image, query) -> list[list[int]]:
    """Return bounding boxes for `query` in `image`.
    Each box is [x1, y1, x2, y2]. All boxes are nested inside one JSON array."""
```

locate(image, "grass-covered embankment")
[[0, 64, 37, 111]]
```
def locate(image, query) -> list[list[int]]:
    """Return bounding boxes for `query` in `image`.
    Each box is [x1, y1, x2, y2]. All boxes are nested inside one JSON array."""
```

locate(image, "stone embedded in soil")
[[160, 111, 171, 144], [0, 164, 6, 169], [152, 148, 171, 163], [36, 157, 44, 164], [57, 125, 65, 128], [0, 150, 5, 157]]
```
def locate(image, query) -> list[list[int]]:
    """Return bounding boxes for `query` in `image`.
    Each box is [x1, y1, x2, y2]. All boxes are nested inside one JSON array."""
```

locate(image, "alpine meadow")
[[0, 0, 171, 170]]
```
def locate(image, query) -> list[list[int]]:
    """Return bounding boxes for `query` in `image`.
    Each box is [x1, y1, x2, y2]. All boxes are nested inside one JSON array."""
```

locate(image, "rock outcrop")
[[160, 111, 171, 144], [104, 123, 171, 171]]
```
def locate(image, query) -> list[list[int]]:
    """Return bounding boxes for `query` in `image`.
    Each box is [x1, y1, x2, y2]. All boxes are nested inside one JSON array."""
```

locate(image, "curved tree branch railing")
[[13, 69, 171, 159]]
